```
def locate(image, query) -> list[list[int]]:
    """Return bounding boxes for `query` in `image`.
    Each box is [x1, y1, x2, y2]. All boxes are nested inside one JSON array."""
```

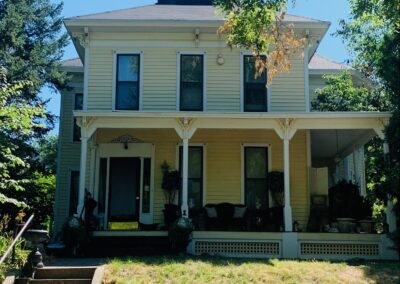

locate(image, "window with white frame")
[[243, 55, 268, 112], [180, 54, 204, 111], [73, 93, 83, 142], [244, 146, 269, 209], [179, 146, 204, 210], [69, 170, 80, 215], [115, 54, 140, 110]]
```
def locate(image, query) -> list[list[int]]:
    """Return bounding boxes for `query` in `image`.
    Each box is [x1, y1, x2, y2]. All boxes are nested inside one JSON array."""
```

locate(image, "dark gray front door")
[[108, 157, 141, 222]]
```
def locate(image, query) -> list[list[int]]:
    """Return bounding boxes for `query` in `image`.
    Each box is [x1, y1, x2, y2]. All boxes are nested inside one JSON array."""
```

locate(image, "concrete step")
[[29, 279, 92, 284], [34, 267, 96, 280]]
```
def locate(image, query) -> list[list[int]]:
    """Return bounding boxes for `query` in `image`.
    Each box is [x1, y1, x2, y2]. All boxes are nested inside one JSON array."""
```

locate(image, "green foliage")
[[214, 0, 304, 83], [338, 0, 400, 253], [312, 71, 389, 112], [168, 218, 194, 252]]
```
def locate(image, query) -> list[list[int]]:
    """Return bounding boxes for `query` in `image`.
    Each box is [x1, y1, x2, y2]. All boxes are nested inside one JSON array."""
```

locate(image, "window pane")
[[116, 82, 139, 110], [245, 179, 268, 210], [180, 83, 203, 111], [244, 84, 267, 112], [74, 93, 83, 110], [189, 147, 202, 178], [244, 56, 265, 83], [142, 158, 151, 214], [181, 55, 203, 82], [73, 118, 81, 142], [189, 179, 202, 210], [118, 55, 139, 82], [245, 148, 267, 178], [98, 158, 107, 214], [69, 171, 80, 215]]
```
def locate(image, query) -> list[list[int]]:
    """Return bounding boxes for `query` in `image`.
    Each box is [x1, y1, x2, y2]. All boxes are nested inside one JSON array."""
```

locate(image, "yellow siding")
[[87, 32, 306, 112], [95, 128, 309, 228], [54, 73, 83, 231]]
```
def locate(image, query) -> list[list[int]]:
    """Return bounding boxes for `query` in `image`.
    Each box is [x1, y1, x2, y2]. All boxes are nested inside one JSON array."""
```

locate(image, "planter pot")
[[336, 218, 355, 233], [163, 204, 180, 227], [359, 220, 375, 233]]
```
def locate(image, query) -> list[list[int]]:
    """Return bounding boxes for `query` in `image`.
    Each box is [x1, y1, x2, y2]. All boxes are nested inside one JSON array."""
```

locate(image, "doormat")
[[108, 222, 139, 230]]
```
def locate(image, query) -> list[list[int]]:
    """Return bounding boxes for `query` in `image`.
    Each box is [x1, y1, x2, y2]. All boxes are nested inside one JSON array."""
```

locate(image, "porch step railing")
[[0, 214, 34, 266]]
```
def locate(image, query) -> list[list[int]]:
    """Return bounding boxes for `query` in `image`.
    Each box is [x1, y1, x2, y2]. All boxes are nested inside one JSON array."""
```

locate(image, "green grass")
[[102, 256, 400, 284]]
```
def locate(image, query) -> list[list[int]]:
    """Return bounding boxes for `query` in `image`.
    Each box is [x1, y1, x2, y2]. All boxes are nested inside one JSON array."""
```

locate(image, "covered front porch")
[[73, 111, 397, 259]]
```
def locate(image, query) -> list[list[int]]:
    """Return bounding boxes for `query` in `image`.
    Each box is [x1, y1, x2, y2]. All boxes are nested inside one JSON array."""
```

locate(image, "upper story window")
[[180, 54, 204, 111], [243, 55, 268, 112], [116, 54, 140, 110], [73, 93, 83, 142]]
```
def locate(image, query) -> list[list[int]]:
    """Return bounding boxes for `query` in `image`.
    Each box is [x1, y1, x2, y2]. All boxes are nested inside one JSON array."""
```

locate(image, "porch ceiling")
[[311, 129, 376, 159]]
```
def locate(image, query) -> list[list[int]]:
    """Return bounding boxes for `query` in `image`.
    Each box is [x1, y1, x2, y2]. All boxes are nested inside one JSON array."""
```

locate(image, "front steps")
[[10, 266, 102, 284]]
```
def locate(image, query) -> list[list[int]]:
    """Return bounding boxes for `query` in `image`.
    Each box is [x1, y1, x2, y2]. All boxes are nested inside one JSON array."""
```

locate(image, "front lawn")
[[103, 256, 400, 284]]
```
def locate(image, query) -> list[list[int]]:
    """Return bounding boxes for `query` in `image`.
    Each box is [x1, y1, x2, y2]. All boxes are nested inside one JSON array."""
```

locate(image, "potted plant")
[[161, 162, 181, 227], [268, 171, 284, 207]]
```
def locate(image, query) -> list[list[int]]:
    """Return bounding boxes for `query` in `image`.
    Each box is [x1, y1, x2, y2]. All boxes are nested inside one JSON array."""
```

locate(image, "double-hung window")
[[179, 146, 204, 210], [180, 54, 204, 111], [116, 54, 140, 110], [73, 93, 83, 142], [69, 171, 80, 215], [244, 147, 269, 210], [243, 55, 268, 112]]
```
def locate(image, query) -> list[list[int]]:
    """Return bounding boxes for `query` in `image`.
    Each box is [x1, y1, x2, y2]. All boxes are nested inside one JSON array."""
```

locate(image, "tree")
[[338, 0, 400, 252], [0, 0, 67, 224], [214, 0, 304, 83], [0, 66, 45, 211]]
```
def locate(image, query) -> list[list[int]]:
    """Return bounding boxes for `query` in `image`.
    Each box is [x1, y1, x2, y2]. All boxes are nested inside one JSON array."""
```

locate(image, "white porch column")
[[181, 137, 189, 218], [283, 138, 293, 232], [77, 124, 88, 217], [174, 118, 197, 219]]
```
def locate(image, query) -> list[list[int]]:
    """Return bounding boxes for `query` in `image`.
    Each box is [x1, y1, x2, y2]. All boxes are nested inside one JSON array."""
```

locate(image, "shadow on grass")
[[346, 260, 400, 284]]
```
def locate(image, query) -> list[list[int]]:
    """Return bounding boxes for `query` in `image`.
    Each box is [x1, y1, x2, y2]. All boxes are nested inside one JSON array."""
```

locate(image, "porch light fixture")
[[194, 28, 200, 47], [124, 141, 128, 150], [217, 54, 225, 65]]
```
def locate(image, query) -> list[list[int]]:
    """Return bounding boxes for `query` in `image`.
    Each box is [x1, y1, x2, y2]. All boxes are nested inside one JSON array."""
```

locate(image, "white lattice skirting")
[[193, 240, 281, 258], [300, 242, 380, 258]]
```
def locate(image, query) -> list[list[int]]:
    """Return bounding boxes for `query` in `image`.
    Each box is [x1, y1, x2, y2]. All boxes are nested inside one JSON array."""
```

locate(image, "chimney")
[[157, 0, 213, 5]]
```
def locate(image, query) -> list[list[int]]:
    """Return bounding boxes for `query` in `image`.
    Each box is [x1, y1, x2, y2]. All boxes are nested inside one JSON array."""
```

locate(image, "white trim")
[[176, 143, 207, 208], [91, 40, 228, 48], [111, 50, 144, 111], [83, 47, 89, 110], [240, 144, 272, 205], [240, 52, 271, 112], [96, 143, 155, 226], [176, 51, 208, 112]]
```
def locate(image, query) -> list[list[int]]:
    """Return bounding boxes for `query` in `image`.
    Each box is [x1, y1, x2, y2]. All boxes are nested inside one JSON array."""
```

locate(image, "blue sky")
[[43, 0, 351, 134]]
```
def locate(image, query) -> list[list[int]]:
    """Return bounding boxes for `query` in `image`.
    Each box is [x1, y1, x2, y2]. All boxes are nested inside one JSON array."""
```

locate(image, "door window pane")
[[180, 55, 203, 111], [116, 54, 140, 110], [244, 56, 268, 112], [245, 147, 269, 210], [142, 158, 151, 214]]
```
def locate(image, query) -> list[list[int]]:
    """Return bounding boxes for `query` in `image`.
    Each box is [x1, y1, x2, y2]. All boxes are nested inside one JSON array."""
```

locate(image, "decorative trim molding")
[[110, 134, 145, 144]]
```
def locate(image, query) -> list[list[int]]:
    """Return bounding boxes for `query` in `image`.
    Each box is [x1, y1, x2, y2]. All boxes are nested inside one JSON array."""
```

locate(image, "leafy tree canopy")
[[214, 0, 304, 83]]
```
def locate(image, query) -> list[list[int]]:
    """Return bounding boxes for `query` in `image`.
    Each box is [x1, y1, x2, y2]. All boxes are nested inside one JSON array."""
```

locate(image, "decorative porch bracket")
[[274, 119, 297, 232], [175, 118, 198, 218]]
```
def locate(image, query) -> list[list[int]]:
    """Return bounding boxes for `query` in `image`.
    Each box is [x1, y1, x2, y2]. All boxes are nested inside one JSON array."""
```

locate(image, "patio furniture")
[[203, 203, 248, 231]]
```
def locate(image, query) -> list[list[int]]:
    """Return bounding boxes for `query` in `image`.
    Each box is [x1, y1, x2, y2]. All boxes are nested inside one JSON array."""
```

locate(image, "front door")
[[108, 157, 141, 224]]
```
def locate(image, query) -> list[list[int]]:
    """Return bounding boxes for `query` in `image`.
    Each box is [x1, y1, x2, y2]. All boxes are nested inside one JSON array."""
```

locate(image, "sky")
[[43, 0, 351, 134]]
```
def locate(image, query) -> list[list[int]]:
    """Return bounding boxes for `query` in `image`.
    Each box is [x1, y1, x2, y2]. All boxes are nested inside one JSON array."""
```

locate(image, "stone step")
[[34, 267, 96, 280], [29, 279, 92, 284]]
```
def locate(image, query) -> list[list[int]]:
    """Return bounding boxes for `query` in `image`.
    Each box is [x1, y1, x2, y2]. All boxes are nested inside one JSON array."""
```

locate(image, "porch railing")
[[0, 214, 34, 266]]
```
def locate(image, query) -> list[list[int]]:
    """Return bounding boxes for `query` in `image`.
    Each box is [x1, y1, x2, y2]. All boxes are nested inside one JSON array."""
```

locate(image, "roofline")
[[74, 110, 391, 119], [64, 19, 330, 30]]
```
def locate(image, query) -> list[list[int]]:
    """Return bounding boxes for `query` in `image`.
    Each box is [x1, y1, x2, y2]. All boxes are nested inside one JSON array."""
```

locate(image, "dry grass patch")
[[102, 256, 400, 284]]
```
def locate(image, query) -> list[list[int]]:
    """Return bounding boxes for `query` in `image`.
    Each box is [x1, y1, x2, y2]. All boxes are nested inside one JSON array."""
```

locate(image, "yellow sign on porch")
[[108, 222, 139, 230]]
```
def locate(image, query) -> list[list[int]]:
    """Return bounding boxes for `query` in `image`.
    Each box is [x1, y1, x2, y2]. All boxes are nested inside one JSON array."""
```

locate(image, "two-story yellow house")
[[54, 0, 397, 260]]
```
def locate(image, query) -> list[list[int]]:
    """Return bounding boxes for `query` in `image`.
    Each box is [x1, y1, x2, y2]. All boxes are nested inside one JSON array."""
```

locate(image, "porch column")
[[383, 141, 397, 233], [283, 138, 293, 232], [275, 119, 297, 232], [181, 137, 189, 218], [77, 125, 88, 217]]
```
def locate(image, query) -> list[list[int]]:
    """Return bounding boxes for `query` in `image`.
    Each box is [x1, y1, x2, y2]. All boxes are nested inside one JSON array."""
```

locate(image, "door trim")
[[94, 143, 155, 227]]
